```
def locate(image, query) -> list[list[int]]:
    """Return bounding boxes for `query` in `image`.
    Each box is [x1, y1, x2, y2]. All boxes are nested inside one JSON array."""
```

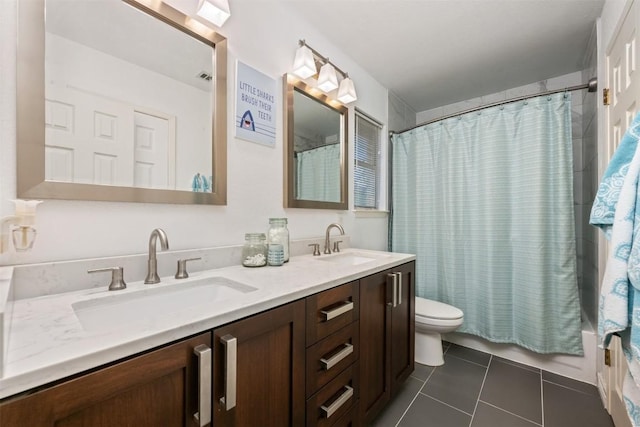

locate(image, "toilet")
[[415, 297, 464, 366]]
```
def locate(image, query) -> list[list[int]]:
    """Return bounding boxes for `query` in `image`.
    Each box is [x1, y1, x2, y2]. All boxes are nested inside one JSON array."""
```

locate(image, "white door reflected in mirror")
[[44, 0, 212, 191]]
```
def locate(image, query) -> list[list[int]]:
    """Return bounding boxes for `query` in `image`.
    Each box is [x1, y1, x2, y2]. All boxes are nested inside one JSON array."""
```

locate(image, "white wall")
[[0, 1, 389, 265]]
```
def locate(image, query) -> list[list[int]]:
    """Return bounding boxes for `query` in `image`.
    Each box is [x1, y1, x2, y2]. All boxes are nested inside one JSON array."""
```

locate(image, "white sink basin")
[[72, 277, 257, 332], [316, 251, 388, 266]]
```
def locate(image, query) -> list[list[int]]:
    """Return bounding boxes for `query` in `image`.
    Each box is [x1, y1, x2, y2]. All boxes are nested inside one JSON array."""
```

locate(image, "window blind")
[[354, 111, 382, 209]]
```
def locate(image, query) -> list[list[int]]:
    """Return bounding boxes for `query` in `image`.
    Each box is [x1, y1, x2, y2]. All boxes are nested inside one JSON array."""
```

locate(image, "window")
[[354, 110, 383, 209]]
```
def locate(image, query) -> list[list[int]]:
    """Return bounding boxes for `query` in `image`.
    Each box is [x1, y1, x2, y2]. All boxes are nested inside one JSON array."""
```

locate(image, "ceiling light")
[[197, 0, 230, 27], [317, 62, 339, 93], [292, 44, 316, 79], [337, 76, 357, 104]]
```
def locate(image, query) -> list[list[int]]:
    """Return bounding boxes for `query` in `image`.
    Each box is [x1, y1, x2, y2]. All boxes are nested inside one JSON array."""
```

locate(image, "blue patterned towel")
[[591, 112, 640, 426]]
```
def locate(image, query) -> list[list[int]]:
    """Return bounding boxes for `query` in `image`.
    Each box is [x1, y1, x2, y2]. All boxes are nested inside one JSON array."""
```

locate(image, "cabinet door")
[[213, 300, 306, 427], [0, 332, 212, 427], [359, 269, 392, 424], [390, 261, 415, 395]]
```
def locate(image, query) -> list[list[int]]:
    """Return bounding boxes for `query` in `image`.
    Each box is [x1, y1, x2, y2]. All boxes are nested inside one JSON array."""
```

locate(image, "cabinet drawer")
[[307, 281, 359, 345], [307, 321, 359, 397], [331, 400, 360, 427], [306, 363, 359, 427]]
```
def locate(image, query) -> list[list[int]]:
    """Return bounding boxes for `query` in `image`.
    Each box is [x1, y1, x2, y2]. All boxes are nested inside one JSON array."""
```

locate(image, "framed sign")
[[235, 61, 277, 146]]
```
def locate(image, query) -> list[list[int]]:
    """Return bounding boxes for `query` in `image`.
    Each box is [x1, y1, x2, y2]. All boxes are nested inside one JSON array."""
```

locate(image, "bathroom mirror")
[[283, 75, 348, 210], [16, 0, 227, 204]]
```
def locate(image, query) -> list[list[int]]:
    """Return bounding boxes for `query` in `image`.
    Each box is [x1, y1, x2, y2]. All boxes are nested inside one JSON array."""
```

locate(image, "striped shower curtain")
[[391, 93, 583, 355], [296, 143, 341, 202]]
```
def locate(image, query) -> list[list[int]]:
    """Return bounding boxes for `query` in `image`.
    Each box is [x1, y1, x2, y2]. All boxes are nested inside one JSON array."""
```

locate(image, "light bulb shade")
[[197, 0, 230, 27], [317, 63, 339, 93], [337, 77, 357, 103], [292, 45, 316, 79]]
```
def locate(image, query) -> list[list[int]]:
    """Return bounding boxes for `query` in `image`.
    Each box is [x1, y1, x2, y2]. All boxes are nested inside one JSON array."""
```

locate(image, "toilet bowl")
[[415, 297, 464, 366]]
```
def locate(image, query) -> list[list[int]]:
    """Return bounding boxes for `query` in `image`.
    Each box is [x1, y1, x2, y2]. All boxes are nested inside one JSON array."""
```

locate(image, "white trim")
[[353, 209, 388, 218]]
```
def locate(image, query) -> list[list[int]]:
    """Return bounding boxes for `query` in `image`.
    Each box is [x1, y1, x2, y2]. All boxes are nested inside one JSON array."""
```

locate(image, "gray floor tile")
[[493, 356, 540, 373], [411, 362, 435, 381], [543, 381, 614, 427], [480, 359, 542, 424], [471, 402, 540, 427], [542, 370, 600, 397], [445, 343, 491, 367], [421, 353, 487, 414], [399, 394, 471, 427], [370, 377, 424, 427]]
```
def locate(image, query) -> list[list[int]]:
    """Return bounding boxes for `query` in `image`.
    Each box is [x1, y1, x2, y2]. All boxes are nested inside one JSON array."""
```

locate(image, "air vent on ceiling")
[[197, 71, 213, 81]]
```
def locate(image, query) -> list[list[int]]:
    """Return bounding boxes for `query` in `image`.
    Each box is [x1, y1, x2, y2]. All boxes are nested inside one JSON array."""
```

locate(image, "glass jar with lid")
[[267, 218, 290, 262], [242, 233, 267, 267]]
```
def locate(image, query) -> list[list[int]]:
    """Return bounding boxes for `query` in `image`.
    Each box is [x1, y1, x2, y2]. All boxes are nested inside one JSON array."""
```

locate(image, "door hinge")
[[605, 348, 611, 366], [603, 88, 611, 106]]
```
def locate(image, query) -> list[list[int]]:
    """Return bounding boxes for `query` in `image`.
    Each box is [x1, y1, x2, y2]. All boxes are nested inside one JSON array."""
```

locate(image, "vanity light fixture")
[[291, 39, 357, 104], [337, 75, 358, 104], [197, 0, 231, 27], [292, 42, 317, 79], [317, 62, 339, 93]]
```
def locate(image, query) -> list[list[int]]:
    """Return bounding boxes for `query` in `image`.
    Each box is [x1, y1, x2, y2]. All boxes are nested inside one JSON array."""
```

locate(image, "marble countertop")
[[0, 248, 414, 399]]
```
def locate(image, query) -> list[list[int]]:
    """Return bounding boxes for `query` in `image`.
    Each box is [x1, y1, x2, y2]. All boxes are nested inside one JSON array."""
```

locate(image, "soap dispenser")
[[0, 200, 42, 253]]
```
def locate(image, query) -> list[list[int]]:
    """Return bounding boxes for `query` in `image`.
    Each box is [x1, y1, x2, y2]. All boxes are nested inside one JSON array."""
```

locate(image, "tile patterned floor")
[[370, 343, 615, 427]]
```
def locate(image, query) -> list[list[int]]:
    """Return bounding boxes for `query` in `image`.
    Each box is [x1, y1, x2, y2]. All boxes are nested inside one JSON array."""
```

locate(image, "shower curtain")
[[296, 144, 341, 202], [391, 93, 583, 355]]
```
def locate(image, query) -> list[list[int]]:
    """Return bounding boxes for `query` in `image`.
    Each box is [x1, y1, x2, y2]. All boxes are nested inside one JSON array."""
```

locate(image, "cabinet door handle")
[[396, 272, 403, 306], [193, 344, 212, 426], [320, 385, 354, 419], [387, 273, 398, 307], [220, 334, 237, 411], [321, 301, 354, 321], [320, 343, 354, 371]]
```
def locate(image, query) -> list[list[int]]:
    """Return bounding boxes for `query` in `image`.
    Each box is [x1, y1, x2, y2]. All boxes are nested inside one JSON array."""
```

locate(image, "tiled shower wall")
[[410, 68, 599, 328], [579, 25, 599, 329], [388, 91, 417, 133]]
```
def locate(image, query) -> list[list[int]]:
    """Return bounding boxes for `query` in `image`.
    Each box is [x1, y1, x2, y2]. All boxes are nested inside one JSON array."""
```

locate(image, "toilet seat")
[[415, 297, 463, 321]]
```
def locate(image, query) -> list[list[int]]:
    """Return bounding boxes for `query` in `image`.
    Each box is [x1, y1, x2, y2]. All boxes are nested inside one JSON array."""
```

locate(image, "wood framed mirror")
[[16, 0, 227, 204], [283, 74, 348, 210]]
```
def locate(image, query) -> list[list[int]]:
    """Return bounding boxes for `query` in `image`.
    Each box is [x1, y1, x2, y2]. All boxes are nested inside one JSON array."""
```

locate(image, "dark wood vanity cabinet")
[[0, 261, 414, 427], [212, 299, 306, 427], [359, 261, 415, 425], [0, 332, 212, 427]]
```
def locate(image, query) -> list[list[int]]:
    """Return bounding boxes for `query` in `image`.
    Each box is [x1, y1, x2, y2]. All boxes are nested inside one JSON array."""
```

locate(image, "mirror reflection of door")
[[45, 86, 134, 186], [133, 111, 176, 189], [293, 89, 342, 203], [44, 0, 213, 191]]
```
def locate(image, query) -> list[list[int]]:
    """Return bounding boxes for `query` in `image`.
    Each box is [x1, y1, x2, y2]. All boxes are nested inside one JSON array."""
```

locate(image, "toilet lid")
[[415, 297, 463, 320]]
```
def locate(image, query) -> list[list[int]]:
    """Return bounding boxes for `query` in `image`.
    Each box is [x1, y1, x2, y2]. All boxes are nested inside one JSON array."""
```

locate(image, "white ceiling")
[[281, 0, 605, 113]]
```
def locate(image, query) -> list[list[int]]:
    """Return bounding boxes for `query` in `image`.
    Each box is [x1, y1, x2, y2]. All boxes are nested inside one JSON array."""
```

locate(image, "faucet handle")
[[308, 243, 321, 256], [333, 240, 343, 253], [88, 267, 127, 291], [175, 257, 202, 279]]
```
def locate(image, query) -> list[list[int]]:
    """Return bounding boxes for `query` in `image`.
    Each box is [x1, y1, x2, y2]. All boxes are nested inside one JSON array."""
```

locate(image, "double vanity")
[[0, 242, 415, 426]]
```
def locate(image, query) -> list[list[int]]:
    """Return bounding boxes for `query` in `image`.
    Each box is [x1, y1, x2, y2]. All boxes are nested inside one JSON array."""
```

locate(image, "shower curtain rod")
[[390, 77, 598, 135]]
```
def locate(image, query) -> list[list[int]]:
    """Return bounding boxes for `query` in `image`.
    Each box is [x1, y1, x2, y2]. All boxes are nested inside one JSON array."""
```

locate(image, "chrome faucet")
[[144, 228, 169, 284], [324, 223, 345, 254]]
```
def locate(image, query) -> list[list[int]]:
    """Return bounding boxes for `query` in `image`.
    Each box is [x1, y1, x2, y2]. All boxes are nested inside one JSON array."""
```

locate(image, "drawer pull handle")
[[220, 334, 237, 411], [321, 385, 354, 419], [396, 272, 403, 306], [193, 344, 212, 426], [320, 343, 354, 370], [321, 301, 354, 321]]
